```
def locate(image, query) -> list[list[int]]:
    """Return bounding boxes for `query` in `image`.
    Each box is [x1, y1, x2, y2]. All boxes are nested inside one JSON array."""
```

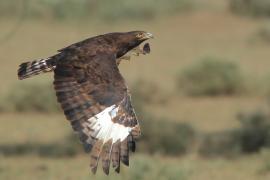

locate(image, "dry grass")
[[1, 151, 270, 180]]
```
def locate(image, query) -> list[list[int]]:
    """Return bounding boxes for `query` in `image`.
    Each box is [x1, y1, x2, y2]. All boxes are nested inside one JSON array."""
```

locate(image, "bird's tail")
[[18, 57, 57, 80]]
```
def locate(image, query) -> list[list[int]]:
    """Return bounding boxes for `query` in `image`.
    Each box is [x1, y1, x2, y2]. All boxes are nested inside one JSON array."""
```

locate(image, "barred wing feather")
[[53, 52, 140, 174]]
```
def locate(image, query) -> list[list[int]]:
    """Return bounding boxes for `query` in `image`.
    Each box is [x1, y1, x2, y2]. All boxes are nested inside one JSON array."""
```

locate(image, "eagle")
[[17, 31, 153, 174]]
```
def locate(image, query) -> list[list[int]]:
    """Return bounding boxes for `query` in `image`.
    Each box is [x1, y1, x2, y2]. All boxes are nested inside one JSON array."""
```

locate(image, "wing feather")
[[101, 139, 113, 175], [120, 137, 129, 166], [111, 140, 121, 173], [53, 51, 140, 174], [90, 140, 103, 174]]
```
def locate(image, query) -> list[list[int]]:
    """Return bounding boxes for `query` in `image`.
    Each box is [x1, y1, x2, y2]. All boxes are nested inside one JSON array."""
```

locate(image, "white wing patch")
[[87, 105, 131, 143]]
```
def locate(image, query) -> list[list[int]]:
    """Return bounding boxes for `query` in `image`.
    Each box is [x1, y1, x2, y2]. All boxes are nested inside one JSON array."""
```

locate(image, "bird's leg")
[[130, 43, 151, 56], [119, 55, 131, 61], [130, 47, 143, 56], [116, 55, 131, 65], [117, 43, 151, 65]]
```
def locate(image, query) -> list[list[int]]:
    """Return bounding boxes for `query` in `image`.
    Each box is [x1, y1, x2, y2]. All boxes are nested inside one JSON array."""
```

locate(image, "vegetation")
[[139, 114, 195, 155], [198, 129, 240, 157], [230, 0, 270, 17], [177, 57, 244, 96], [126, 155, 188, 180], [0, 136, 80, 157], [0, 81, 60, 113], [237, 111, 270, 152], [199, 111, 270, 157], [0, 0, 192, 21], [254, 25, 270, 43], [0, 153, 189, 180]]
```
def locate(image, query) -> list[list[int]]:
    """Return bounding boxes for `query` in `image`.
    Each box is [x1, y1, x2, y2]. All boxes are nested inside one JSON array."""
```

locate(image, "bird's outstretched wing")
[[53, 51, 140, 174]]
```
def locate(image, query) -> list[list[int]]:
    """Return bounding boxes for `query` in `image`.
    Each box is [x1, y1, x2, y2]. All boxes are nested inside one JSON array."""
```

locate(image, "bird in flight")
[[17, 31, 153, 174]]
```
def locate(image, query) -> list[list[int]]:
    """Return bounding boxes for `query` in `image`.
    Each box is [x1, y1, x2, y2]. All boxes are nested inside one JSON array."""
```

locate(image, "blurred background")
[[1, 0, 270, 179]]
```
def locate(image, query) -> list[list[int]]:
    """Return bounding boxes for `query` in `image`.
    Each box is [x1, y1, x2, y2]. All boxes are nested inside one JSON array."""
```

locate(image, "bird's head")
[[124, 31, 154, 46], [112, 31, 154, 58], [132, 31, 154, 41]]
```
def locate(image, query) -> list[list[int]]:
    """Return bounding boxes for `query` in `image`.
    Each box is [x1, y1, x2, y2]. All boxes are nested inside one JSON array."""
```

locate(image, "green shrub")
[[198, 130, 242, 157], [177, 57, 244, 96], [199, 111, 270, 157], [254, 25, 270, 43], [230, 0, 270, 17], [138, 113, 195, 155], [0, 81, 60, 113], [237, 111, 270, 152], [0, 134, 81, 157], [125, 155, 188, 180], [0, 0, 193, 21]]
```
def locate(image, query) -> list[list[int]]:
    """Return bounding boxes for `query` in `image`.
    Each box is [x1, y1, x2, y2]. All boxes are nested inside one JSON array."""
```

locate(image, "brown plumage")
[[17, 31, 153, 174]]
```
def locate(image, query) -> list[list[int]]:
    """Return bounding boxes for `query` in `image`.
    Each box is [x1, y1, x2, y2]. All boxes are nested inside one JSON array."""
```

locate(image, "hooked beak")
[[137, 32, 154, 41]]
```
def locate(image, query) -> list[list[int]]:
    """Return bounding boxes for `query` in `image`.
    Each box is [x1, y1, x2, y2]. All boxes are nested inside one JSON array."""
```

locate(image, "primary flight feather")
[[17, 31, 153, 175]]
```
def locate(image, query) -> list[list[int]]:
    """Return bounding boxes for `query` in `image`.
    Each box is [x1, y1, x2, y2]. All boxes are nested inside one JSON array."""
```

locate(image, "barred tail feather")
[[18, 57, 56, 80]]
